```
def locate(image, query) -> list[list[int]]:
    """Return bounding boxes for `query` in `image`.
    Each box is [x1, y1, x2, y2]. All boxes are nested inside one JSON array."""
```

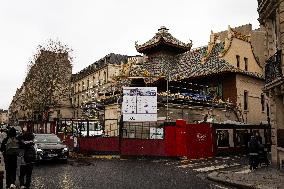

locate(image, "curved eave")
[[187, 70, 264, 81], [136, 40, 191, 54]]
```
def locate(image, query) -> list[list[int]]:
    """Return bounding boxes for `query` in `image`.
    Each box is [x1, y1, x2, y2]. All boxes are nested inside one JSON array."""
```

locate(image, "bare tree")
[[22, 40, 73, 120]]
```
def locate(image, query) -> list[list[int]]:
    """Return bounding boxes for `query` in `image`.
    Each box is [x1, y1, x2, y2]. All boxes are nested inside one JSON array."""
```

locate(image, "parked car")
[[34, 134, 69, 161]]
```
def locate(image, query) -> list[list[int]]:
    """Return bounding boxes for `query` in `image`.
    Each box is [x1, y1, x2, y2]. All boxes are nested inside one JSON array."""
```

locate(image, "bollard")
[[0, 170, 3, 189]]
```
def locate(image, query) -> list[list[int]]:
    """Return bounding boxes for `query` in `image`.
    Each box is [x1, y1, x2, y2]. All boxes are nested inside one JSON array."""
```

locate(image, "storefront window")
[[217, 130, 230, 147]]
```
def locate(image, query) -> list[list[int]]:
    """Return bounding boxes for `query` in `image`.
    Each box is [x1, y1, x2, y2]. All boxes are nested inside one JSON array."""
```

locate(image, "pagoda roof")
[[129, 43, 264, 82], [135, 26, 192, 54]]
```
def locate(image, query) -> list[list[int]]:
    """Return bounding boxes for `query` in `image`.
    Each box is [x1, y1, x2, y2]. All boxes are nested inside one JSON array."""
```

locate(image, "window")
[[236, 55, 240, 68], [78, 84, 80, 92], [261, 94, 265, 112], [82, 81, 85, 91], [244, 91, 248, 111], [217, 130, 230, 147], [87, 79, 89, 89], [77, 95, 80, 106], [93, 76, 95, 87], [99, 71, 101, 84], [244, 57, 248, 71], [104, 71, 107, 83]]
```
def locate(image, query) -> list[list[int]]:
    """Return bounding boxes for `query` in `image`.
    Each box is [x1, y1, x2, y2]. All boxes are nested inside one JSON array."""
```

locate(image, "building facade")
[[258, 0, 284, 168], [99, 26, 267, 137], [71, 53, 129, 119], [131, 26, 266, 124]]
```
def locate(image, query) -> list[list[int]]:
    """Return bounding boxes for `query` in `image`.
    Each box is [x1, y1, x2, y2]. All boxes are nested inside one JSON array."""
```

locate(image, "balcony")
[[265, 50, 282, 84]]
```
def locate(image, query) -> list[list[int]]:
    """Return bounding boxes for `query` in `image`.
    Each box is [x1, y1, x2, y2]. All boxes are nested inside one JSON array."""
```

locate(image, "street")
[[29, 156, 244, 189]]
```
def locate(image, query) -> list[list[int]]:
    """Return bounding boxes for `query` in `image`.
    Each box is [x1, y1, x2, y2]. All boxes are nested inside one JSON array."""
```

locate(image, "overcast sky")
[[0, 0, 260, 110]]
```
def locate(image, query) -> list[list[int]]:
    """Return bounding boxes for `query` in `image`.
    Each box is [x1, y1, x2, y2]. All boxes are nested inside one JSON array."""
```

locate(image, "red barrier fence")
[[20, 119, 269, 158], [78, 137, 120, 154], [75, 120, 215, 158], [120, 139, 166, 156]]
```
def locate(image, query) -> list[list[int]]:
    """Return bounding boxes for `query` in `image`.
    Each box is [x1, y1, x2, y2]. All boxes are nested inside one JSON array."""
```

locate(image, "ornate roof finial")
[[135, 41, 139, 47], [158, 26, 169, 33]]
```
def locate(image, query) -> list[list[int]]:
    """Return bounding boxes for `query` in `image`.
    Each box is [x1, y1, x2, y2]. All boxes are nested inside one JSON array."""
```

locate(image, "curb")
[[69, 152, 121, 160], [207, 172, 257, 189], [90, 155, 121, 160]]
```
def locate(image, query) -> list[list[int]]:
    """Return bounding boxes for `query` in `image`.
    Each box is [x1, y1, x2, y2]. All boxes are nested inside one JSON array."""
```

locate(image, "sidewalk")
[[0, 153, 5, 189], [208, 165, 284, 189]]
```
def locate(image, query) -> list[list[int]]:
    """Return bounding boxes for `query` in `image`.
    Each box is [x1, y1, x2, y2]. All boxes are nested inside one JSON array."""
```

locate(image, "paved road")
[[30, 157, 239, 189]]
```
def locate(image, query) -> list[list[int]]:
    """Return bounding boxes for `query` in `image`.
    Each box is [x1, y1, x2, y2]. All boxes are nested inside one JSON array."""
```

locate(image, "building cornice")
[[258, 0, 280, 24]]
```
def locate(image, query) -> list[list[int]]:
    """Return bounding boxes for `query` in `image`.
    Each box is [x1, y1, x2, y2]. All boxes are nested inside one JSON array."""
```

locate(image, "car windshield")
[[35, 135, 61, 143]]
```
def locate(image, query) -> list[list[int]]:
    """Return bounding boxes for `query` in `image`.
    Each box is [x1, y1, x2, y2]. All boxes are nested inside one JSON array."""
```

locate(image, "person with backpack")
[[18, 126, 36, 189], [0, 127, 19, 189]]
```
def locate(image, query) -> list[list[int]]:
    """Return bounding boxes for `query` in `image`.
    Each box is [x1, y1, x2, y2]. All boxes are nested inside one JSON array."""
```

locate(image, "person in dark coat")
[[0, 127, 19, 189], [248, 135, 260, 170], [18, 126, 35, 189]]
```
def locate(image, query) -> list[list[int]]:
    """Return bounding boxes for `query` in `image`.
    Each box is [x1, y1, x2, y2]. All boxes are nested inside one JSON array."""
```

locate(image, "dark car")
[[34, 134, 69, 161]]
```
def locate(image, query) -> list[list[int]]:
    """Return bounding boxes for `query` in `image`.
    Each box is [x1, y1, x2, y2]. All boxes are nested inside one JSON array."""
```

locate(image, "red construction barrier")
[[120, 138, 166, 156], [78, 137, 120, 154], [175, 120, 188, 157], [186, 123, 214, 159], [56, 120, 216, 158], [164, 126, 177, 156]]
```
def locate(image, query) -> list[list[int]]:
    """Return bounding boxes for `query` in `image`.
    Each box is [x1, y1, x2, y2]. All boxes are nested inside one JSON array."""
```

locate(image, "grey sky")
[[0, 0, 260, 110]]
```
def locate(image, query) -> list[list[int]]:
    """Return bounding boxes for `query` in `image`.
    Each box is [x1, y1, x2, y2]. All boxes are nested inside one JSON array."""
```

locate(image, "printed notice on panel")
[[122, 87, 157, 122]]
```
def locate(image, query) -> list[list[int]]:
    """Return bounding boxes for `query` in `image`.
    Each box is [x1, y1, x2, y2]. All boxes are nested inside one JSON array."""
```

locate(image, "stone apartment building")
[[258, 0, 284, 169], [71, 53, 129, 119], [0, 109, 8, 124]]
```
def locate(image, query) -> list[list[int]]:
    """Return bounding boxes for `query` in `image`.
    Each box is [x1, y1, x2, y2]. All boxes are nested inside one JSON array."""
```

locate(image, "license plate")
[[48, 154, 58, 157]]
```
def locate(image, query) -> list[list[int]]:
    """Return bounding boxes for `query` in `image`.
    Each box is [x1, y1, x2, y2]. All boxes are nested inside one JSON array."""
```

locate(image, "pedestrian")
[[255, 132, 263, 144], [0, 127, 19, 189], [248, 135, 260, 170], [0, 128, 7, 145], [18, 126, 36, 189]]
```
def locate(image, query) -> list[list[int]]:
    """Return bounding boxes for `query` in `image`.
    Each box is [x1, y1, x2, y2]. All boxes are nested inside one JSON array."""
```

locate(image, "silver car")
[[34, 134, 69, 161]]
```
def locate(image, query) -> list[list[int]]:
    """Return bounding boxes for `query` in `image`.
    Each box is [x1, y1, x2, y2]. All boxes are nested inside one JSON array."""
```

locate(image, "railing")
[[265, 50, 282, 84]]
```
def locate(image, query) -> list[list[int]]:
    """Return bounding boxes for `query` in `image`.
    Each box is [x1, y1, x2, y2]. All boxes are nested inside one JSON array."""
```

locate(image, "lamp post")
[[166, 77, 169, 122]]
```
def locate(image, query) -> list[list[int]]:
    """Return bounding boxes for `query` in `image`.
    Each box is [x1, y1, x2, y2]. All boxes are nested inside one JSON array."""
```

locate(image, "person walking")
[[248, 135, 260, 170], [18, 126, 36, 189], [0, 127, 19, 189]]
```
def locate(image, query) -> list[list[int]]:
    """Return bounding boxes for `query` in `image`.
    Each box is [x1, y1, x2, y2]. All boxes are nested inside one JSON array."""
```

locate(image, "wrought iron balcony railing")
[[265, 50, 282, 84]]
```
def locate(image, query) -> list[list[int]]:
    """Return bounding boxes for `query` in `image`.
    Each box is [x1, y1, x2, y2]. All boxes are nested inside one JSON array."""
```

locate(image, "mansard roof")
[[135, 26, 192, 54], [71, 53, 128, 82]]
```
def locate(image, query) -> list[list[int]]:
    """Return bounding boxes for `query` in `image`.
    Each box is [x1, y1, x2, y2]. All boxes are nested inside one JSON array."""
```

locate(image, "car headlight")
[[37, 148, 43, 153]]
